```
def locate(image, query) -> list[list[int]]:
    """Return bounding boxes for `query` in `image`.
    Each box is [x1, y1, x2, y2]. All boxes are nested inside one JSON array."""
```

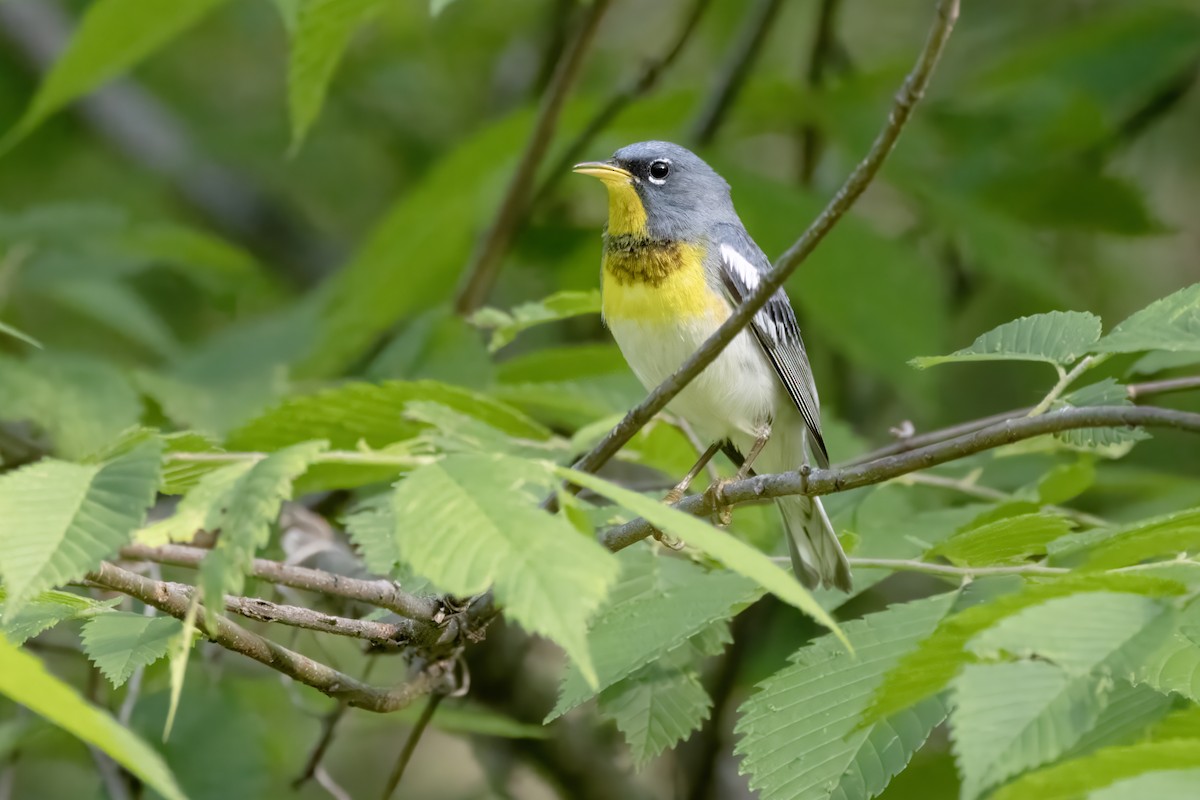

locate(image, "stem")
[[894, 472, 1109, 528], [1027, 355, 1104, 417], [381, 693, 444, 799]]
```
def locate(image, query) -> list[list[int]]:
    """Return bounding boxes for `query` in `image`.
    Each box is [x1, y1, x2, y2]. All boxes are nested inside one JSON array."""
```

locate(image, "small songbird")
[[574, 141, 852, 592]]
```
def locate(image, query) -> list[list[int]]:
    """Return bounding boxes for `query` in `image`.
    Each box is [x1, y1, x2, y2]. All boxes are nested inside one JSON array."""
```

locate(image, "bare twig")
[[853, 373, 1200, 465], [86, 563, 449, 713], [600, 404, 1200, 551], [689, 0, 785, 145], [559, 0, 961, 500], [798, 0, 842, 184], [222, 594, 414, 646], [453, 0, 613, 313], [119, 542, 441, 623], [894, 472, 1109, 528], [534, 0, 715, 205], [834, 557, 1066, 578], [380, 693, 444, 799]]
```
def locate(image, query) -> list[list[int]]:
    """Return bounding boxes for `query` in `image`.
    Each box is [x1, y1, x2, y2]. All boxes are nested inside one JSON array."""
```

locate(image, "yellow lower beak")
[[572, 161, 634, 186]]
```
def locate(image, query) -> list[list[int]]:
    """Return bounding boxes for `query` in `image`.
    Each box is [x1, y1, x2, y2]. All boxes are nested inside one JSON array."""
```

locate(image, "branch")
[[562, 0, 960, 492], [600, 404, 1200, 551], [533, 0, 715, 206], [380, 693, 444, 799], [87, 562, 449, 713], [119, 542, 441, 623], [798, 0, 842, 184], [853, 373, 1200, 466], [689, 0, 786, 146], [453, 0, 613, 314], [222, 594, 414, 647]]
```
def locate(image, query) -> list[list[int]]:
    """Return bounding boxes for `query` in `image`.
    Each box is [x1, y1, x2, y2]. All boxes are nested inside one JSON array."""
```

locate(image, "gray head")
[[574, 141, 736, 241]]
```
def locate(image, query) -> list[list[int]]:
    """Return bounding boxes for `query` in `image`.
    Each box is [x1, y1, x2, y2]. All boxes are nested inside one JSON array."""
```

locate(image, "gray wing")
[[711, 224, 829, 468]]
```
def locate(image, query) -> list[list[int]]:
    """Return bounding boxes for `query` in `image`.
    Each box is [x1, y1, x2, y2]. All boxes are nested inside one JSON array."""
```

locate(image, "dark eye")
[[649, 160, 670, 181]]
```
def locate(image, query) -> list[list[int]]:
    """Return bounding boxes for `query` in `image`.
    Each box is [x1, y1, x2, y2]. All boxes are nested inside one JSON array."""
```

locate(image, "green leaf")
[[950, 661, 1111, 799], [343, 495, 402, 575], [0, 353, 142, 459], [989, 741, 1200, 800], [82, 613, 183, 688], [1061, 682, 1173, 761], [0, 589, 118, 645], [0, 638, 185, 800], [863, 574, 1187, 725], [1036, 459, 1096, 505], [42, 279, 181, 360], [1106, 599, 1200, 703], [912, 311, 1101, 369], [137, 462, 255, 546], [1054, 378, 1151, 452], [493, 344, 644, 429], [1053, 507, 1200, 570], [736, 594, 956, 800], [288, 0, 387, 152], [0, 438, 162, 617], [555, 466, 845, 647], [598, 665, 711, 767], [392, 454, 618, 686], [198, 441, 327, 612], [1089, 768, 1200, 800], [550, 546, 757, 720], [470, 289, 602, 352], [1, 0, 232, 152], [1095, 283, 1200, 354], [967, 592, 1170, 675], [930, 512, 1073, 566]]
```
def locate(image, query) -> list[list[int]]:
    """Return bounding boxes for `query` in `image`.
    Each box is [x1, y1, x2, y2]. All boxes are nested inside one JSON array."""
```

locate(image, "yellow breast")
[[601, 242, 729, 323]]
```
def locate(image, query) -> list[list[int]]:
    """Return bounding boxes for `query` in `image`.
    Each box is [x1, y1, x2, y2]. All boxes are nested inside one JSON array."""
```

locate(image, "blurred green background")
[[1, 0, 1198, 797]]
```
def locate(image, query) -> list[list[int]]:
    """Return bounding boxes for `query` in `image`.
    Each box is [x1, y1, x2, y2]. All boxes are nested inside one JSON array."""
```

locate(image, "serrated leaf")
[[81, 613, 183, 688], [1106, 599, 1200, 702], [0, 0, 232, 152], [198, 441, 327, 613], [0, 439, 162, 617], [550, 546, 757, 720], [0, 638, 185, 800], [343, 495, 401, 574], [556, 467, 845, 647], [1052, 506, 1200, 570], [1036, 459, 1096, 505], [1054, 378, 1151, 451], [404, 401, 567, 459], [1062, 682, 1173, 761], [470, 289, 602, 352], [1094, 283, 1200, 354], [138, 461, 254, 546], [930, 512, 1073, 566], [736, 594, 956, 800], [989, 741, 1200, 800], [863, 574, 1187, 725], [392, 454, 618, 686], [911, 311, 1101, 368], [0, 589, 118, 645], [288, 0, 387, 152], [950, 661, 1111, 799], [598, 666, 711, 767], [968, 592, 1169, 675]]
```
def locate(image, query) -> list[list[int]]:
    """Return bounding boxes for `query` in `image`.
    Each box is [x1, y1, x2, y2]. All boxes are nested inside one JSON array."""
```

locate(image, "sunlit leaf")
[[911, 311, 1101, 368], [1095, 282, 1200, 354], [81, 613, 183, 688], [470, 289, 602, 352], [989, 741, 1200, 800], [929, 512, 1073, 566]]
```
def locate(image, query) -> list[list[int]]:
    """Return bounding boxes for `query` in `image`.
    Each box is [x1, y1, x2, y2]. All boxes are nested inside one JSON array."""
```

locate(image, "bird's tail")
[[777, 494, 852, 592]]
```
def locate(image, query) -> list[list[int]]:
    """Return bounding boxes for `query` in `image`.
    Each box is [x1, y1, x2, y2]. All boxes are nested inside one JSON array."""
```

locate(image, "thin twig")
[[381, 693, 444, 799], [454, 0, 613, 313], [798, 0, 842, 184], [836, 557, 1066, 578], [1027, 355, 1103, 417], [533, 0, 715, 205], [600, 404, 1200, 551], [853, 373, 1200, 465], [87, 562, 448, 713], [119, 542, 441, 623], [689, 0, 786, 146], [557, 0, 961, 504]]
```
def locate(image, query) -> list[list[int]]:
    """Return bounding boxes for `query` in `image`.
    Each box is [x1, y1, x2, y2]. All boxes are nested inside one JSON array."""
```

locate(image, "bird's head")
[[573, 141, 733, 240]]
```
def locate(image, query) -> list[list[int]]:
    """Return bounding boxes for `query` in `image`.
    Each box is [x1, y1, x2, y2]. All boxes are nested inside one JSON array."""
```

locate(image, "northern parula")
[[574, 141, 852, 592]]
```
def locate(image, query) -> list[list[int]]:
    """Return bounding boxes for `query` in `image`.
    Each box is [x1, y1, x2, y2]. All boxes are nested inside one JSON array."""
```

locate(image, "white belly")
[[607, 313, 785, 443]]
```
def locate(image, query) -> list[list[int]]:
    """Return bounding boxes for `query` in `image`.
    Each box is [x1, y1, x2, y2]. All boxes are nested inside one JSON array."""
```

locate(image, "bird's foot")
[[703, 479, 736, 527], [651, 486, 686, 550]]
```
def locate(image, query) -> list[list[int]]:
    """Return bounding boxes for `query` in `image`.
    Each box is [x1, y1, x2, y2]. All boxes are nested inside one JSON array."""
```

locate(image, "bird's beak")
[[572, 161, 634, 186]]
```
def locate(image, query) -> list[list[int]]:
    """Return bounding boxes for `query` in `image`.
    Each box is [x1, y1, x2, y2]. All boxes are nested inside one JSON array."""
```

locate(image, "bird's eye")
[[648, 160, 671, 183]]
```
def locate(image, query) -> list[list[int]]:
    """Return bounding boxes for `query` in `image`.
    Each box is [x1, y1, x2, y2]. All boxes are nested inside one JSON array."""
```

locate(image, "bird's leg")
[[706, 426, 772, 526], [654, 441, 722, 550]]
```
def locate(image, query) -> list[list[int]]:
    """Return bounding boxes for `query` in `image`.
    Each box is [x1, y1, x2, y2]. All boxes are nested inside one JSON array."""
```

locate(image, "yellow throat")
[[573, 163, 723, 323]]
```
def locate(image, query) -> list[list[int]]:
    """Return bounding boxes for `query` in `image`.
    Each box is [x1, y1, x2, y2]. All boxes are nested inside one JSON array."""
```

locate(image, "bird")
[[573, 140, 852, 592]]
